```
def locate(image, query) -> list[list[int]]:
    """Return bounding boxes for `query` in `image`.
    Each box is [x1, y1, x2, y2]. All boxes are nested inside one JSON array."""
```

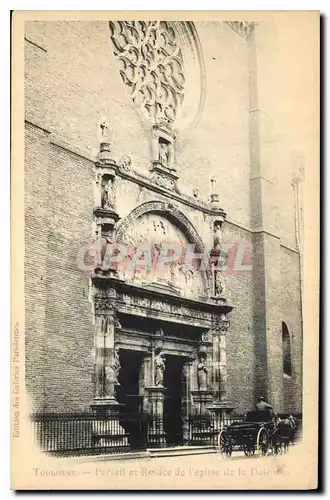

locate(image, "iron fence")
[[30, 411, 148, 456], [30, 410, 302, 457]]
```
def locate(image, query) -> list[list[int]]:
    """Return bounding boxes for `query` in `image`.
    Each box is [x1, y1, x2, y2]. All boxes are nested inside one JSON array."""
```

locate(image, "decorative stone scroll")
[[109, 21, 185, 125]]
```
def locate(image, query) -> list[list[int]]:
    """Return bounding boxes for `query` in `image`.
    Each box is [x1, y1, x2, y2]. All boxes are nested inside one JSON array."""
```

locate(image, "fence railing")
[[30, 411, 148, 456], [30, 410, 302, 457]]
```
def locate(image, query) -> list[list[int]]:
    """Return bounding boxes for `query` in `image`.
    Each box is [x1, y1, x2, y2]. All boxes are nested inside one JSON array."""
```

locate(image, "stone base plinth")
[[91, 397, 124, 413], [145, 386, 166, 448], [207, 402, 234, 431], [90, 399, 129, 449], [191, 390, 214, 415]]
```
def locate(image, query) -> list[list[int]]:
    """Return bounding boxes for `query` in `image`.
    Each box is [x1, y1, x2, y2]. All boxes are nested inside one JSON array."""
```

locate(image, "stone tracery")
[[109, 21, 185, 125]]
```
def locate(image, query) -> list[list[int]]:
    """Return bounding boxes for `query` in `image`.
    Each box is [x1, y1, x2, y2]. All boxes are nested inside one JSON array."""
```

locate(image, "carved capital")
[[93, 287, 117, 314], [214, 313, 230, 333]]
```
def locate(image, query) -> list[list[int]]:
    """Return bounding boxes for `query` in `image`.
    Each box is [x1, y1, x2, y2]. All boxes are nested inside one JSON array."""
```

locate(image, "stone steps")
[[147, 445, 217, 458], [71, 446, 218, 462]]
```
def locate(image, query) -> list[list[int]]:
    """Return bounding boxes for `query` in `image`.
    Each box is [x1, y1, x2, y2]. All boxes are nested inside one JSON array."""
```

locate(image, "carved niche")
[[109, 21, 185, 125]]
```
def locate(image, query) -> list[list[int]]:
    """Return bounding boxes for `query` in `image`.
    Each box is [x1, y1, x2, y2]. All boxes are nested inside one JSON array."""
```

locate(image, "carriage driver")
[[255, 396, 273, 412]]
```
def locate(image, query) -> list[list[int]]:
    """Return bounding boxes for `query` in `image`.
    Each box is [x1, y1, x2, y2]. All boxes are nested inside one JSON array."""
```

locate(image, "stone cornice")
[[92, 276, 233, 317]]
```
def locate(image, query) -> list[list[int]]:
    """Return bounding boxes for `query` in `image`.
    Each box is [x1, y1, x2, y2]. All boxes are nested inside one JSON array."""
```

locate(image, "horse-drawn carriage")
[[218, 411, 298, 458]]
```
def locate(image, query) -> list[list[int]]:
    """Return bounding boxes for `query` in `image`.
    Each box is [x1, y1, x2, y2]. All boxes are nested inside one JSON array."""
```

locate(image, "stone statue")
[[213, 221, 223, 248], [100, 121, 109, 139], [197, 356, 208, 390], [159, 142, 169, 167], [94, 365, 105, 398], [101, 178, 114, 209], [193, 188, 199, 198], [113, 348, 121, 385], [214, 269, 224, 297], [154, 348, 166, 387]]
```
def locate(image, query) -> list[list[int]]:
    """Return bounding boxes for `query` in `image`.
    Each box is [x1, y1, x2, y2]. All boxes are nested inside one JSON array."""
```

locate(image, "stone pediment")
[[143, 278, 181, 296]]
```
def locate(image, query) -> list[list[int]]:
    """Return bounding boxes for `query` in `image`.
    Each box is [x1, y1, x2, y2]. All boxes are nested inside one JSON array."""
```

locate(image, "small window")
[[282, 322, 292, 377]]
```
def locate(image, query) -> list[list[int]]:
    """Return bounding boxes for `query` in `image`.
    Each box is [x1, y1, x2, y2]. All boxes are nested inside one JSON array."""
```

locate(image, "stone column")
[[92, 306, 120, 408], [208, 314, 233, 430], [143, 335, 166, 448], [191, 340, 214, 415], [91, 297, 128, 448], [209, 315, 230, 405], [139, 354, 152, 412]]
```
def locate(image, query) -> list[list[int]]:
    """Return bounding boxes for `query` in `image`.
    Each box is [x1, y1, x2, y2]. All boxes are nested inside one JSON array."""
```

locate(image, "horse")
[[274, 415, 298, 452]]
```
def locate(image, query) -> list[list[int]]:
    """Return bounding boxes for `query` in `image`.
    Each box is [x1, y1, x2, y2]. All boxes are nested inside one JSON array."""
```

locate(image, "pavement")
[[59, 443, 308, 490]]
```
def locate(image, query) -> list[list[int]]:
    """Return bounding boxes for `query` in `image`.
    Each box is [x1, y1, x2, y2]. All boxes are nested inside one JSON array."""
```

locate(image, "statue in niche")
[[214, 268, 224, 297], [154, 348, 166, 387], [159, 141, 170, 168], [197, 355, 208, 390], [113, 348, 121, 385], [213, 221, 223, 248], [101, 178, 115, 209]]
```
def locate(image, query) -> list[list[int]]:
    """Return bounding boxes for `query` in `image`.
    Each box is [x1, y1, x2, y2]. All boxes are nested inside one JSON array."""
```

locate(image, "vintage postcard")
[[11, 10, 319, 490]]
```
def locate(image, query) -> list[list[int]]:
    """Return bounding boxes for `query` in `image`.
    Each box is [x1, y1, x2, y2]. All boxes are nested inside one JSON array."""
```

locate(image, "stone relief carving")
[[200, 330, 212, 344], [117, 212, 206, 298], [153, 173, 176, 191], [118, 154, 132, 173], [119, 293, 213, 324], [109, 21, 185, 125], [115, 200, 206, 256]]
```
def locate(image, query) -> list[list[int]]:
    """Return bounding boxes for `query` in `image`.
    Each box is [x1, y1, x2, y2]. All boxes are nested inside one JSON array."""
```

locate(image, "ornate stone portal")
[[90, 128, 233, 447]]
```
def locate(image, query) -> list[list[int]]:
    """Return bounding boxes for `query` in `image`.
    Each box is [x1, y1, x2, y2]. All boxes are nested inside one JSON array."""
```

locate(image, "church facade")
[[24, 18, 303, 448]]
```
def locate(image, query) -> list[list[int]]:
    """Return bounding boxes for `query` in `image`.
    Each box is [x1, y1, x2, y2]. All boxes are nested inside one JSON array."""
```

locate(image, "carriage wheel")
[[257, 427, 269, 457], [218, 430, 232, 458], [243, 444, 255, 457]]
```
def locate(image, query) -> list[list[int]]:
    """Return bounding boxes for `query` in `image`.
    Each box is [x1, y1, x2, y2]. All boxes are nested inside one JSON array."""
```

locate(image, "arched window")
[[282, 322, 292, 377]]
